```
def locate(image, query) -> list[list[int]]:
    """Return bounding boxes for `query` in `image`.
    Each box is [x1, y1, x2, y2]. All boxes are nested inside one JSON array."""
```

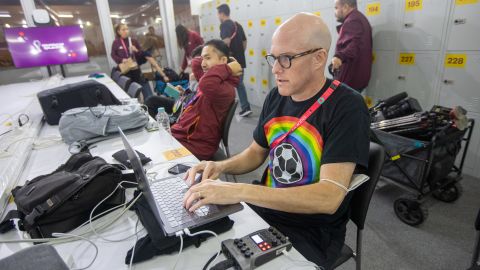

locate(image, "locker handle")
[[454, 18, 467, 25], [443, 79, 454, 85], [404, 23, 414, 28], [398, 75, 406, 80]]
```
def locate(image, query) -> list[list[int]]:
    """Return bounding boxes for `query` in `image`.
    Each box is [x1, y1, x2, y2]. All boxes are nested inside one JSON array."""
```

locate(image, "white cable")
[[183, 228, 221, 269], [173, 231, 184, 270], [129, 219, 141, 270], [33, 135, 63, 149], [2, 136, 36, 151], [51, 232, 99, 270], [89, 181, 142, 242], [281, 250, 323, 270], [0, 181, 141, 244]]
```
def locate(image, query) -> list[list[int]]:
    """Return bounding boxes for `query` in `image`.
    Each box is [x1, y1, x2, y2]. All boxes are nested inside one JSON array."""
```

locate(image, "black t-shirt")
[[220, 19, 247, 68], [253, 79, 370, 231]]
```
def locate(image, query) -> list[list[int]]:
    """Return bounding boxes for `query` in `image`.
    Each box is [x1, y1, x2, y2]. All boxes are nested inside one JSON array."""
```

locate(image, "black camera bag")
[[37, 80, 121, 125], [0, 152, 125, 239]]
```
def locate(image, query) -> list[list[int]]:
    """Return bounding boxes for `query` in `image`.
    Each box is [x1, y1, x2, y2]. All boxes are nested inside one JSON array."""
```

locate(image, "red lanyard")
[[270, 80, 341, 149], [120, 38, 130, 57]]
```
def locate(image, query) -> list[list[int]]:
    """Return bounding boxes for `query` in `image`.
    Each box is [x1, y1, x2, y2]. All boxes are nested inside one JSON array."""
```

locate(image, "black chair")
[[111, 68, 121, 83], [0, 245, 69, 270], [468, 208, 480, 270], [127, 82, 143, 99], [332, 142, 385, 270], [117, 75, 132, 91], [212, 100, 239, 182]]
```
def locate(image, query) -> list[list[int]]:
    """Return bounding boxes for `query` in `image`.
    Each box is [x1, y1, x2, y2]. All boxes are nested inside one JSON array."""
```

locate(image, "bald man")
[[183, 13, 369, 269]]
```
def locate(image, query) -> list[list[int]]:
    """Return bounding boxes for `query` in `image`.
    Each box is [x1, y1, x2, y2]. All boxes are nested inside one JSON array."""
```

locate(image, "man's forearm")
[[236, 182, 345, 214], [219, 143, 267, 175]]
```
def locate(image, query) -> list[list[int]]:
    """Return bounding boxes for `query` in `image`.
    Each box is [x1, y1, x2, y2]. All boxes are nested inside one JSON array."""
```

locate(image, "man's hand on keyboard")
[[184, 161, 224, 186], [183, 179, 241, 212]]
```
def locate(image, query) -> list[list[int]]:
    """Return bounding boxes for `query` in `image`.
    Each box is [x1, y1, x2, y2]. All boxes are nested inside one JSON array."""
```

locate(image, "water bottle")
[[156, 107, 171, 134]]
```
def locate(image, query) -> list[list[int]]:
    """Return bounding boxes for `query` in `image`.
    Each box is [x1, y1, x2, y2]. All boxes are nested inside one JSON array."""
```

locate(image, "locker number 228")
[[445, 54, 467, 68]]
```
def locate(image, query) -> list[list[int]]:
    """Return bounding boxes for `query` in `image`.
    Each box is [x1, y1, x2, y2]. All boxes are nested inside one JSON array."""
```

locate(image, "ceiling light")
[[110, 14, 120, 18], [5, 23, 11, 28], [0, 14, 11, 18], [86, 21, 91, 26], [120, 18, 126, 24], [58, 14, 74, 18]]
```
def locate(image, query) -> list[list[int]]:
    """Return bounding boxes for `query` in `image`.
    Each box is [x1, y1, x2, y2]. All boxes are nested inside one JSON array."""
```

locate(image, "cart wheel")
[[432, 183, 462, 203], [394, 198, 428, 226]]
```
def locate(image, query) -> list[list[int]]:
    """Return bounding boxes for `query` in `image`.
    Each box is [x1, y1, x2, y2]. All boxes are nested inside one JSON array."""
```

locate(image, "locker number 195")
[[406, 0, 423, 11]]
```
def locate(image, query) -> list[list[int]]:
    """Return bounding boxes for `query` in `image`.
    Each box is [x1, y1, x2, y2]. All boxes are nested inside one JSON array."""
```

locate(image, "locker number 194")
[[366, 3, 381, 16]]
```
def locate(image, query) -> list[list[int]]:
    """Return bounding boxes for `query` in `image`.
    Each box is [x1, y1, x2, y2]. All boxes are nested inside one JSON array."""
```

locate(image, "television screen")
[[4, 25, 89, 68]]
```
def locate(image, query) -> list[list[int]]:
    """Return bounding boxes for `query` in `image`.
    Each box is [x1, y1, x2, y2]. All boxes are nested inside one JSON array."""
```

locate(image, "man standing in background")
[[332, 0, 372, 92], [217, 4, 252, 117]]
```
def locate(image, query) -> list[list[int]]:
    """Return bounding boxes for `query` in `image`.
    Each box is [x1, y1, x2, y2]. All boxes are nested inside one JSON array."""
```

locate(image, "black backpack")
[[0, 152, 125, 239]]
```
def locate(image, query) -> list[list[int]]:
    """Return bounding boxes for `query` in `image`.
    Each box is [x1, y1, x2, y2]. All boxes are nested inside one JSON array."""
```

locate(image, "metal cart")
[[371, 119, 475, 226]]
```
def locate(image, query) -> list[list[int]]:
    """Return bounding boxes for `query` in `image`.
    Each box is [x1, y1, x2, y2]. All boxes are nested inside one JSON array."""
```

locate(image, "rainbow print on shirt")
[[264, 116, 323, 188]]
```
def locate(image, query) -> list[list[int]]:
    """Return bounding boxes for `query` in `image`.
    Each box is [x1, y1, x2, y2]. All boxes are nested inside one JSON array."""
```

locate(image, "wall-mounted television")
[[4, 25, 89, 68]]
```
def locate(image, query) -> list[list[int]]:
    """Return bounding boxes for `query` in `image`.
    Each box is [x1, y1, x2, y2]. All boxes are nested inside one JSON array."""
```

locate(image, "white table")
[[0, 75, 307, 270]]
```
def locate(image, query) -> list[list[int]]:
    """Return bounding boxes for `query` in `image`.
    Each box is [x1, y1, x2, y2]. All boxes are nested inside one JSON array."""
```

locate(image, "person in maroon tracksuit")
[[171, 39, 241, 160], [176, 24, 204, 74], [332, 0, 372, 92]]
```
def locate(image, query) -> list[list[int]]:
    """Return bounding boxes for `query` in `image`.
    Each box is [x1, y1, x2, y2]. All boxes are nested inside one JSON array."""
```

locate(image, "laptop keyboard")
[[150, 177, 213, 228]]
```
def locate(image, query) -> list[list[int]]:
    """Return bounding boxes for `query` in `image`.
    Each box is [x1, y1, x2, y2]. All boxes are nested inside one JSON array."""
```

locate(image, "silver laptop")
[[118, 127, 243, 236]]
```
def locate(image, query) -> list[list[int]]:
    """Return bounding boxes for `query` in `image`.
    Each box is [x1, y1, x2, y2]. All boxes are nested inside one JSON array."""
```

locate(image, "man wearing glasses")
[[184, 13, 369, 269]]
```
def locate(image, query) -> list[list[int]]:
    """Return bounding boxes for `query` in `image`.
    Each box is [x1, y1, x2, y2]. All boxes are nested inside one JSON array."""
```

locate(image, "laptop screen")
[[118, 127, 149, 189]]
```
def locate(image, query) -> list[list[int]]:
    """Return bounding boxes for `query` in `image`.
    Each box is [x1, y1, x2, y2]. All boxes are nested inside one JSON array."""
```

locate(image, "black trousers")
[[125, 68, 153, 99], [144, 95, 175, 118], [248, 204, 344, 270]]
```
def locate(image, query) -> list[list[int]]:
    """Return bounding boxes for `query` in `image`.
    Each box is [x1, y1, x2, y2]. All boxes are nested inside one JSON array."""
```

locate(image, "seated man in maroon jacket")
[[169, 39, 241, 160]]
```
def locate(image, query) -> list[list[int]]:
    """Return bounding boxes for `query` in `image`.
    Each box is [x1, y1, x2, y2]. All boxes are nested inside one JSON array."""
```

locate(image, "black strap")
[[0, 210, 25, 233], [25, 164, 112, 225]]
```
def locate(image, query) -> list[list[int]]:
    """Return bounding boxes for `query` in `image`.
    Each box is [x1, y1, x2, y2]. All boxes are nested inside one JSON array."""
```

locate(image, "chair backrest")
[[127, 82, 142, 98], [118, 76, 131, 91], [111, 68, 121, 82], [350, 142, 385, 230], [222, 100, 238, 148], [476, 208, 480, 231]]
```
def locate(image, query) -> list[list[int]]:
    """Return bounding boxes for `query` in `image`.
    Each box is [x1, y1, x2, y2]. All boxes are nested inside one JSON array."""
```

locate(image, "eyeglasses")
[[265, 48, 323, 69]]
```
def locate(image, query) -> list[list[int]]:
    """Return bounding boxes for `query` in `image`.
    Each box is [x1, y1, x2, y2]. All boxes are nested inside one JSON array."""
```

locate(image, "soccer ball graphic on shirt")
[[272, 143, 303, 184]]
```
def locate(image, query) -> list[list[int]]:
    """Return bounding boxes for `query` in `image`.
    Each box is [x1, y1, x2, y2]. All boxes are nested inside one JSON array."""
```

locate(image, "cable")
[[202, 251, 223, 270], [129, 219, 141, 270], [32, 135, 63, 149], [281, 250, 324, 270], [0, 182, 141, 244], [88, 181, 142, 242], [183, 228, 222, 269], [1, 136, 36, 151], [210, 259, 235, 270], [51, 232, 99, 270], [173, 231, 184, 270]]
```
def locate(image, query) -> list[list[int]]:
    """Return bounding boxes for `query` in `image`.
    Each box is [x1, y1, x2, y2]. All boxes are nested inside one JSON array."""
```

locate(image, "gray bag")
[[59, 104, 149, 144]]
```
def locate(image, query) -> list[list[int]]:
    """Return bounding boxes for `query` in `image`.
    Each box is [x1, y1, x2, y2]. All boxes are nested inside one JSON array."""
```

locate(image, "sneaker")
[[239, 109, 252, 117]]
